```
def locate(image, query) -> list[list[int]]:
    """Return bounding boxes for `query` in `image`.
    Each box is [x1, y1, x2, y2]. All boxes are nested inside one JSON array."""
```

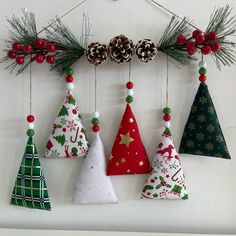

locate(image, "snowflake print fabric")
[[45, 91, 89, 158], [142, 133, 188, 200]]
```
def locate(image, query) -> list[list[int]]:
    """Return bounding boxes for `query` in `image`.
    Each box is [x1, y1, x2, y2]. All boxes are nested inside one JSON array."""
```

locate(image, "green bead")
[[163, 107, 171, 114], [199, 67, 207, 75], [26, 129, 34, 137], [91, 117, 99, 125], [66, 67, 74, 75], [126, 96, 133, 103]]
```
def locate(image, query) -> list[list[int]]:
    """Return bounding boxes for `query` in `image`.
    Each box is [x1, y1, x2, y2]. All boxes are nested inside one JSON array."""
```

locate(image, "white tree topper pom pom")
[[164, 121, 171, 128], [66, 82, 74, 91], [94, 111, 99, 118], [127, 89, 134, 96], [198, 61, 206, 68], [28, 122, 35, 130]]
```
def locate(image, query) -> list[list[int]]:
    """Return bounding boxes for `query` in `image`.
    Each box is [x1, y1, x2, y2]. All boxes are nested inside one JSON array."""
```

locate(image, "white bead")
[[94, 111, 99, 118], [164, 121, 171, 128], [198, 61, 206, 68], [127, 89, 134, 96], [66, 83, 74, 91], [28, 122, 35, 129]]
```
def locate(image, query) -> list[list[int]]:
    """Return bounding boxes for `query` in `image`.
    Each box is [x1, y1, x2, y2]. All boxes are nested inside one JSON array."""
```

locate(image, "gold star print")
[[191, 105, 197, 112], [129, 118, 134, 123], [115, 162, 120, 166], [121, 158, 126, 163], [187, 140, 194, 148], [199, 96, 207, 104], [205, 143, 214, 151], [127, 169, 131, 173], [188, 122, 196, 130], [216, 135, 224, 143], [196, 132, 205, 141], [208, 106, 214, 114], [109, 154, 114, 160], [139, 161, 144, 166], [120, 132, 134, 148], [207, 124, 215, 133], [197, 114, 206, 123]]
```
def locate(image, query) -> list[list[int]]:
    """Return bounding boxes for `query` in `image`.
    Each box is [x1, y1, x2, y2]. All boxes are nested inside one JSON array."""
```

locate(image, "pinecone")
[[109, 35, 134, 63], [135, 39, 157, 62], [86, 42, 108, 66]]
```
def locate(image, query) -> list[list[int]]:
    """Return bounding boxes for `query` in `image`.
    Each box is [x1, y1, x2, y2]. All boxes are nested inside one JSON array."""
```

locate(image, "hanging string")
[[29, 61, 32, 115], [128, 60, 131, 82], [166, 55, 169, 107], [94, 65, 97, 112]]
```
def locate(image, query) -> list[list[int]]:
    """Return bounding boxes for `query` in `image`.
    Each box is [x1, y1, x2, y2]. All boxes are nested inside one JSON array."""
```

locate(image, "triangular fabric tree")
[[45, 70, 89, 158], [179, 61, 230, 159], [73, 133, 118, 204]]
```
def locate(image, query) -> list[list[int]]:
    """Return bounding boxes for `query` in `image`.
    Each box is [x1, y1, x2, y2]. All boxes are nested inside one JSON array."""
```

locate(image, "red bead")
[[201, 45, 212, 55], [34, 38, 44, 48], [15, 56, 25, 65], [46, 43, 56, 52], [163, 114, 171, 121], [23, 44, 33, 54], [208, 31, 217, 40], [211, 43, 221, 52], [8, 50, 16, 59], [195, 34, 205, 44], [66, 75, 74, 83], [92, 124, 100, 132], [46, 55, 55, 64], [192, 29, 202, 38], [199, 74, 207, 82], [35, 54, 45, 63], [126, 81, 133, 89], [12, 42, 22, 52], [177, 34, 185, 44], [27, 115, 34, 122], [187, 46, 197, 55]]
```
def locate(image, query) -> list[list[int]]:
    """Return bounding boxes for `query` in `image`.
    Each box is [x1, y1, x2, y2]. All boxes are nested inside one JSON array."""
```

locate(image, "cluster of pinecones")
[[86, 35, 158, 66]]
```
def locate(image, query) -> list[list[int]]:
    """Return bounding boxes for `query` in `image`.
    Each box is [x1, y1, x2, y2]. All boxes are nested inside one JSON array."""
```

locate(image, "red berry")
[[34, 38, 44, 48], [177, 34, 185, 44], [27, 115, 34, 122], [62, 128, 67, 132], [92, 124, 100, 132], [211, 43, 221, 52], [23, 44, 33, 54], [199, 74, 207, 82], [163, 114, 171, 121], [201, 45, 212, 55], [35, 54, 45, 63], [195, 34, 205, 44], [46, 55, 55, 64], [66, 75, 74, 83], [12, 42, 22, 52], [42, 39, 48, 48], [46, 43, 56, 52], [192, 29, 202, 38], [161, 181, 166, 186], [126, 81, 133, 89], [72, 109, 77, 114], [15, 56, 25, 65], [8, 50, 16, 59], [187, 46, 197, 55], [185, 40, 194, 49], [208, 31, 217, 40]]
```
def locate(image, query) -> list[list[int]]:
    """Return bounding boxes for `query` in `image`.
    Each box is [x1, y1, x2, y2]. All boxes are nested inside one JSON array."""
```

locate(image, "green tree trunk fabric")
[[179, 82, 230, 159], [11, 138, 51, 210]]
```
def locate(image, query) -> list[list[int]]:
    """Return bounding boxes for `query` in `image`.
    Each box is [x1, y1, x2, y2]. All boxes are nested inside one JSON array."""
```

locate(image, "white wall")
[[0, 0, 236, 234]]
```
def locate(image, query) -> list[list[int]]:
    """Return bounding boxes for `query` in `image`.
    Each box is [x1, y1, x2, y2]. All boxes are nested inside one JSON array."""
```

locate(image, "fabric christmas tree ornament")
[[72, 133, 118, 204], [11, 137, 51, 210], [107, 104, 150, 175], [179, 82, 230, 159]]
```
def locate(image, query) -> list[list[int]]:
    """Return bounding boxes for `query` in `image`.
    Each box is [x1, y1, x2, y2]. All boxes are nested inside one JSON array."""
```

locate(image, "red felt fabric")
[[107, 104, 150, 175]]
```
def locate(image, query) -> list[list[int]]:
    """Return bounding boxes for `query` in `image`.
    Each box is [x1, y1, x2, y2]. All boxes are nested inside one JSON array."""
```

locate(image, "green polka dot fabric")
[[179, 82, 230, 159], [11, 137, 51, 210]]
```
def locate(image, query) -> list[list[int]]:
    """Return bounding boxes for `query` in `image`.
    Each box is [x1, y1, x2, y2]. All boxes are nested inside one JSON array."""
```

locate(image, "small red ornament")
[[34, 38, 44, 48], [192, 29, 202, 38], [126, 81, 133, 89], [46, 55, 55, 64], [62, 128, 67, 132], [92, 124, 100, 132], [177, 34, 185, 44], [66, 75, 74, 83], [211, 43, 221, 52], [208, 31, 217, 40], [8, 50, 16, 59], [15, 56, 25, 65], [163, 114, 171, 121], [12, 42, 22, 52], [195, 34, 205, 44], [201, 45, 212, 55], [46, 43, 56, 52], [187, 46, 197, 55], [35, 54, 45, 63], [27, 115, 35, 123], [199, 74, 207, 82], [23, 44, 33, 54]]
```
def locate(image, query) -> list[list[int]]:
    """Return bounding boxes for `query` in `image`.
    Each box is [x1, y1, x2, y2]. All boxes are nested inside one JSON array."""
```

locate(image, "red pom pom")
[[201, 45, 212, 55], [92, 124, 100, 132], [23, 44, 33, 54], [163, 114, 171, 121], [208, 31, 217, 40], [187, 46, 197, 55], [199, 74, 207, 82], [177, 34, 185, 44], [35, 54, 45, 63], [211, 43, 221, 52], [195, 34, 205, 44], [46, 43, 56, 52], [12, 42, 22, 52], [66, 75, 74, 83], [27, 115, 34, 123], [8, 50, 16, 59], [126, 81, 133, 89], [34, 38, 44, 48], [192, 29, 202, 38], [15, 56, 25, 65], [46, 55, 55, 64]]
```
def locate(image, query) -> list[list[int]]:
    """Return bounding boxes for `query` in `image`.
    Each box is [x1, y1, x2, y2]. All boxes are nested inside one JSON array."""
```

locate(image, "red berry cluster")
[[177, 29, 222, 55], [7, 38, 56, 65]]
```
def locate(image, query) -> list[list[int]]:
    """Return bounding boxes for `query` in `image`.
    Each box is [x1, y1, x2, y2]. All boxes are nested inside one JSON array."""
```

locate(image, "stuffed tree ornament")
[[45, 68, 89, 158], [179, 61, 230, 159], [107, 81, 150, 175], [142, 108, 188, 200], [11, 115, 51, 210]]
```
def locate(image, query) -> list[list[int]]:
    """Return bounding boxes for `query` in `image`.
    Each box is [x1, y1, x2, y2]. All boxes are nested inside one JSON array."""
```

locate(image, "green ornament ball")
[[66, 67, 74, 76], [26, 129, 34, 137], [91, 117, 99, 125], [163, 107, 171, 114], [126, 96, 133, 103], [199, 67, 207, 75]]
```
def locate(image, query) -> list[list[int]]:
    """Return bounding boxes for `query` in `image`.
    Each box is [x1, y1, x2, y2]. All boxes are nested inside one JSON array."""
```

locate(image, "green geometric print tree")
[[11, 137, 51, 210], [179, 82, 230, 159]]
